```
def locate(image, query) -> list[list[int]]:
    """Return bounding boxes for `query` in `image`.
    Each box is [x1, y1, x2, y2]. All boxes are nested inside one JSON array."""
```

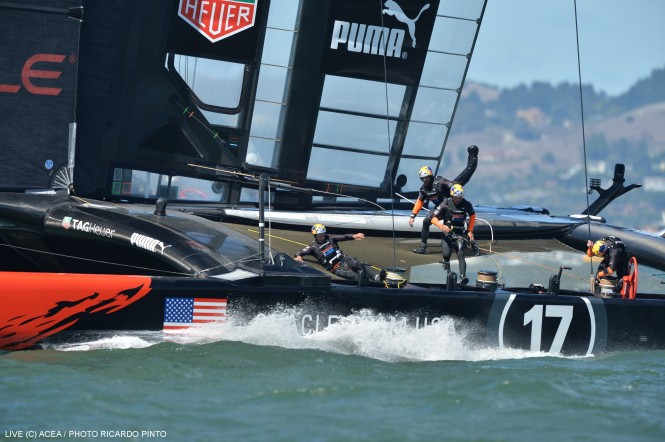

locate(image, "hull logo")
[[178, 0, 258, 43], [130, 233, 170, 254], [61, 216, 115, 238]]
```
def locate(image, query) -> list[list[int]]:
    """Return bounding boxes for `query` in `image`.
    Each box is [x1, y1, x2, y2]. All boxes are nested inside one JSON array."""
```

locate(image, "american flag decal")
[[163, 297, 227, 331]]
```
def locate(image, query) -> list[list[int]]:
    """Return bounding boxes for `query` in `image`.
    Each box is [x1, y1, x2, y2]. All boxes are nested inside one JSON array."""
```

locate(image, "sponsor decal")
[[0, 53, 73, 96], [330, 21, 405, 58], [300, 313, 446, 335], [130, 233, 170, 254], [178, 0, 258, 43], [61, 216, 115, 238], [491, 294, 600, 355], [163, 297, 228, 331], [329, 1, 431, 59], [323, 0, 439, 85], [382, 0, 430, 48]]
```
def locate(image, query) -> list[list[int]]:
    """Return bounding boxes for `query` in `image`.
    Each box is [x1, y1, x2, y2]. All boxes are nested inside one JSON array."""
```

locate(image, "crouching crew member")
[[430, 184, 478, 285], [587, 236, 629, 293], [295, 224, 386, 285]]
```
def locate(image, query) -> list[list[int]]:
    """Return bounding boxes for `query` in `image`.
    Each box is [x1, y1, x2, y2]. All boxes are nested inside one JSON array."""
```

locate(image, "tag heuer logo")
[[62, 216, 73, 229], [178, 0, 258, 43]]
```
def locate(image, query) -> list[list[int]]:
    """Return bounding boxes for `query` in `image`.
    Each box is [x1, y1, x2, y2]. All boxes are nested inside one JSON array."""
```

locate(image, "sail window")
[[308, 148, 389, 188], [401, 122, 449, 158], [314, 112, 395, 153], [248, 102, 283, 144], [438, 0, 486, 20], [420, 52, 468, 89], [320, 76, 405, 117], [430, 16, 479, 55], [247, 0, 300, 170], [256, 65, 290, 104], [246, 137, 279, 168], [111, 168, 228, 202], [168, 55, 245, 128], [411, 88, 458, 125]]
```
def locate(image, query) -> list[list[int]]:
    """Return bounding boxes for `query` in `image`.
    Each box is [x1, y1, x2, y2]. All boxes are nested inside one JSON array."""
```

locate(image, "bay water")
[[2, 310, 664, 441]]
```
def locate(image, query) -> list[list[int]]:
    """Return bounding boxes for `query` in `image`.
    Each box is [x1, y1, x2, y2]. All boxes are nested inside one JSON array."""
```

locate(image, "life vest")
[[421, 176, 450, 207], [314, 239, 344, 270], [604, 235, 625, 251], [444, 199, 467, 234], [599, 235, 629, 279]]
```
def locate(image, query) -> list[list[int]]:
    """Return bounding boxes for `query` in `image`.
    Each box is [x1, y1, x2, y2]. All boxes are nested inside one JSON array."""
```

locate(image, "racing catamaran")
[[1, 0, 664, 354]]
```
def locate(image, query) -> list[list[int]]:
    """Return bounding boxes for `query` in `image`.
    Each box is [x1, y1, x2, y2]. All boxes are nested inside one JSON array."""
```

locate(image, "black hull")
[[1, 193, 665, 354], [7, 274, 664, 355]]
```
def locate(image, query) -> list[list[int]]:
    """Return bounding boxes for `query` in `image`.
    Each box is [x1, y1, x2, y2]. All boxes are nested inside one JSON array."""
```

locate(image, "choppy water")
[[2, 310, 664, 442]]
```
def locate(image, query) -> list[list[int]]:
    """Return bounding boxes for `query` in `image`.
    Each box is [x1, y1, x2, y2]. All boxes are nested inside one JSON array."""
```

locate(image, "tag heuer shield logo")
[[178, 0, 257, 43]]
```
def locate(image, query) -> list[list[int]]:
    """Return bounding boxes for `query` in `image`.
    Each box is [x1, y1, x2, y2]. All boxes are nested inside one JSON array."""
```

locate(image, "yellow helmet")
[[418, 166, 433, 179], [450, 183, 464, 197], [311, 223, 326, 235], [592, 240, 607, 256]]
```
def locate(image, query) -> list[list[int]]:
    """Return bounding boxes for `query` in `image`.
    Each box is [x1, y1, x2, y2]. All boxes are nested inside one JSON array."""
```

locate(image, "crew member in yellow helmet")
[[295, 224, 386, 285], [586, 236, 629, 292], [430, 184, 478, 285], [408, 146, 479, 254]]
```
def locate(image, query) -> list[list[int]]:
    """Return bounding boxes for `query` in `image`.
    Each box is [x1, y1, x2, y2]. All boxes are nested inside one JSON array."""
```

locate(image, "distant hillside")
[[445, 66, 665, 232], [457, 65, 665, 133]]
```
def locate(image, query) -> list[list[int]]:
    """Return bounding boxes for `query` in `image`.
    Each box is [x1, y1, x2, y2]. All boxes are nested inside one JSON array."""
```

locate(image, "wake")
[[47, 308, 555, 362]]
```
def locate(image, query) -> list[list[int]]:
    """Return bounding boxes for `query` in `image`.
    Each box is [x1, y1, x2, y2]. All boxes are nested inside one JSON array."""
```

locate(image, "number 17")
[[523, 305, 574, 353]]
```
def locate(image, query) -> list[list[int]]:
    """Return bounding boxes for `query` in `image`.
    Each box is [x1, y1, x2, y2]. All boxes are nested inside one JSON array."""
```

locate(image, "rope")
[[377, 0, 403, 272], [573, 0, 594, 280]]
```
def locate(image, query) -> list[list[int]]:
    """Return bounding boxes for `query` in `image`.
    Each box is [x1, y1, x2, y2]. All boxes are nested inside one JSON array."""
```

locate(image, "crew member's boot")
[[357, 268, 367, 287], [371, 269, 387, 283], [460, 273, 469, 285], [442, 261, 450, 271], [413, 243, 428, 254]]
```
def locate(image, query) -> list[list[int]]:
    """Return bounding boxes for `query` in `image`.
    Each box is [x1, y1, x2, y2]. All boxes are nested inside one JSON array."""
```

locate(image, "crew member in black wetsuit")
[[295, 224, 386, 285], [409, 145, 479, 254], [587, 236, 629, 293], [430, 184, 477, 285]]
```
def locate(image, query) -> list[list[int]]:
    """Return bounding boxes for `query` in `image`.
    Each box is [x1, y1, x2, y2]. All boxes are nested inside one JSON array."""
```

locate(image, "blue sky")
[[467, 0, 665, 96]]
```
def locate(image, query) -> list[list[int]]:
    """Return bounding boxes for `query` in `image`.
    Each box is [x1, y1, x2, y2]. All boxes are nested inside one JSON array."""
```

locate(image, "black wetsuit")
[[415, 176, 454, 243], [296, 234, 383, 283], [432, 197, 475, 276], [595, 237, 629, 290], [412, 145, 479, 245]]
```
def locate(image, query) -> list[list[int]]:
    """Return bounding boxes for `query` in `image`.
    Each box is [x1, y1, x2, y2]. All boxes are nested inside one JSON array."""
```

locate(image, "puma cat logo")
[[382, 0, 430, 48]]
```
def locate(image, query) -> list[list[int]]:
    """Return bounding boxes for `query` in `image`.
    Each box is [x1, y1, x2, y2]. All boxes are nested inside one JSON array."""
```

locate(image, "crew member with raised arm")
[[295, 224, 386, 285], [409, 145, 479, 254], [430, 184, 478, 285]]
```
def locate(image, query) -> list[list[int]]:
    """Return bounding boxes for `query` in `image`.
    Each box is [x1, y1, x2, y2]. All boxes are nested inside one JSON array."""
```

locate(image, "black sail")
[[0, 0, 82, 190]]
